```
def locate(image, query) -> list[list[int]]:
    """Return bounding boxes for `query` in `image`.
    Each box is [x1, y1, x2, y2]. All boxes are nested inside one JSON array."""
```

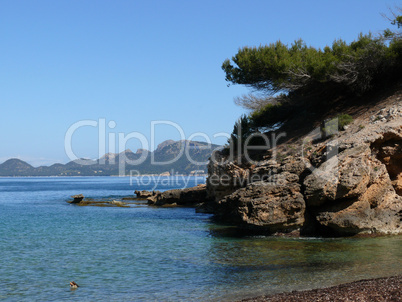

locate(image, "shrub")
[[228, 115, 268, 154], [337, 114, 353, 130], [223, 12, 402, 131], [250, 102, 287, 128]]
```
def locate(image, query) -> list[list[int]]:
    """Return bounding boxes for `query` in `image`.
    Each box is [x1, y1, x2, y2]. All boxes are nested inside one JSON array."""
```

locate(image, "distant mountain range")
[[0, 140, 220, 176]]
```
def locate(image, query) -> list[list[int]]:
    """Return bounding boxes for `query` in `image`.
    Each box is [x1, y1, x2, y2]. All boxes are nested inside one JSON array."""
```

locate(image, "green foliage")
[[222, 33, 399, 97], [223, 12, 402, 132], [228, 114, 266, 154], [382, 7, 402, 39], [229, 115, 252, 153], [250, 101, 289, 128], [337, 114, 353, 130]]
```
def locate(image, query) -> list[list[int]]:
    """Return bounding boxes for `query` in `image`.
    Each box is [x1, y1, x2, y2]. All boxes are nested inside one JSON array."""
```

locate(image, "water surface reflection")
[[204, 225, 402, 301]]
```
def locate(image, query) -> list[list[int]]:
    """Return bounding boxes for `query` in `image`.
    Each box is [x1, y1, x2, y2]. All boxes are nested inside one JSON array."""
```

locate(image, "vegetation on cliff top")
[[223, 8, 402, 144]]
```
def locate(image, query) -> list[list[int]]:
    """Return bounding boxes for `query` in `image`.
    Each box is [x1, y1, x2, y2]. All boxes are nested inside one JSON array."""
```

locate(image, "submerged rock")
[[67, 197, 129, 207]]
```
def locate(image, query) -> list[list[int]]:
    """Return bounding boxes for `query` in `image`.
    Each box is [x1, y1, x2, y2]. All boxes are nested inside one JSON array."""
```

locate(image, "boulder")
[[216, 179, 305, 234]]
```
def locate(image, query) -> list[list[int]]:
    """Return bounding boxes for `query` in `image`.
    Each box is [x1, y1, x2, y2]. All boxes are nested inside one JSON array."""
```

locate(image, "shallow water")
[[0, 177, 401, 301]]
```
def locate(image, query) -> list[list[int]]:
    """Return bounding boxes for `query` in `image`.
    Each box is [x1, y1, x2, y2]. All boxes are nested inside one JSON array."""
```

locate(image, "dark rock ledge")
[[136, 184, 209, 207], [67, 194, 144, 207]]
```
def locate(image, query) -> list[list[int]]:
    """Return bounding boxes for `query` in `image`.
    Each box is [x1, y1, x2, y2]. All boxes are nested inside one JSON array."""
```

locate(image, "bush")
[[223, 13, 402, 131], [223, 11, 400, 153], [250, 102, 288, 129], [337, 114, 353, 130], [228, 115, 267, 154]]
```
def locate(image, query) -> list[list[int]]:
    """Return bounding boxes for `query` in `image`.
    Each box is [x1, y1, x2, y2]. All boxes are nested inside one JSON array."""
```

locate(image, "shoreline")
[[238, 275, 401, 302]]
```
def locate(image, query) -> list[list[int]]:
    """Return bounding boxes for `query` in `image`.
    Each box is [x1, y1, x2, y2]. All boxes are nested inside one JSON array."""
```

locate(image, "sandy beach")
[[239, 275, 401, 302]]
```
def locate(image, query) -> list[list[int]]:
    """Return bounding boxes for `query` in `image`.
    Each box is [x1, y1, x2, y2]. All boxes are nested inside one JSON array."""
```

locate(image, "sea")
[[0, 176, 401, 301]]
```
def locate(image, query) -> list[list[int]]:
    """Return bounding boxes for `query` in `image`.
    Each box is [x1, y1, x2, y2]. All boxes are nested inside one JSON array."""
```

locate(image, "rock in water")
[[147, 184, 208, 207], [134, 190, 161, 199], [70, 194, 84, 203]]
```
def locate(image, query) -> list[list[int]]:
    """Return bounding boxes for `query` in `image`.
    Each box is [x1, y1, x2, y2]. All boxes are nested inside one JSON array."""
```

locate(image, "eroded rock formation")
[[372, 132, 402, 196], [147, 184, 207, 207], [216, 180, 305, 233], [135, 190, 161, 199], [206, 101, 402, 236]]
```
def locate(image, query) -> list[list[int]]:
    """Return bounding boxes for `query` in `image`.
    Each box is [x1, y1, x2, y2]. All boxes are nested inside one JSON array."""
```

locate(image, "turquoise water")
[[0, 177, 401, 301]]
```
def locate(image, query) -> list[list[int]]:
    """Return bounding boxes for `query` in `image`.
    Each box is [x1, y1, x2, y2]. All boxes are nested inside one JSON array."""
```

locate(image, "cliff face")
[[206, 97, 402, 236]]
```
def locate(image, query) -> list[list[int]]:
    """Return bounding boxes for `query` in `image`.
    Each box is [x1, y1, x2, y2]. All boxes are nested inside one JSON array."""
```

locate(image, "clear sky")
[[0, 0, 399, 166]]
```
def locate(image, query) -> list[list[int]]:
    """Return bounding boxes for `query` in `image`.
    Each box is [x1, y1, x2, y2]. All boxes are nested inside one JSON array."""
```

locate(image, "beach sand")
[[239, 275, 401, 302]]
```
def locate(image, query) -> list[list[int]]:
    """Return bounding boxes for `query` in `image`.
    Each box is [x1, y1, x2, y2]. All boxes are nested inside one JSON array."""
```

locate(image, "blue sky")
[[0, 0, 399, 166]]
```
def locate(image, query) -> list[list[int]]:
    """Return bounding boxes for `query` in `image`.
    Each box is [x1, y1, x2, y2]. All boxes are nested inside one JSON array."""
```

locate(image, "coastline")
[[238, 275, 401, 302]]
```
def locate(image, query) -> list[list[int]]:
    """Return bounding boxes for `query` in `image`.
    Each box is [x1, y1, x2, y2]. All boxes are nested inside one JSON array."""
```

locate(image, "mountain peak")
[[156, 140, 176, 151], [120, 149, 134, 154], [100, 152, 117, 161], [0, 158, 34, 175], [1, 158, 33, 168]]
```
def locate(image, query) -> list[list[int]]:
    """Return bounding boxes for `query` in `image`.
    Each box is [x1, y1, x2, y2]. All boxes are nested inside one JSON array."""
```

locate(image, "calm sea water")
[[0, 177, 401, 301]]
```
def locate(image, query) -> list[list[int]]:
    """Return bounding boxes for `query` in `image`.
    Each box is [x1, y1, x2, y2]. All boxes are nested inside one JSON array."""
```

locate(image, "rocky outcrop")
[[303, 145, 372, 207], [216, 180, 305, 234], [135, 190, 161, 199], [206, 151, 251, 202], [372, 132, 402, 195], [70, 194, 84, 203], [147, 184, 208, 207], [206, 101, 402, 236]]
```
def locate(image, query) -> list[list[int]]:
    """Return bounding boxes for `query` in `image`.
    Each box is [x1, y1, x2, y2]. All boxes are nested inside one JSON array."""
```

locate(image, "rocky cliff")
[[206, 94, 402, 236]]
